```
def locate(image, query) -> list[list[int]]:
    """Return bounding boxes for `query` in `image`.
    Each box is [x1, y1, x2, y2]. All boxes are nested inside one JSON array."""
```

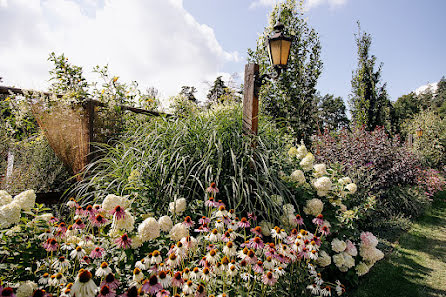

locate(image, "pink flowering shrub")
[[417, 168, 446, 198], [0, 177, 383, 297]]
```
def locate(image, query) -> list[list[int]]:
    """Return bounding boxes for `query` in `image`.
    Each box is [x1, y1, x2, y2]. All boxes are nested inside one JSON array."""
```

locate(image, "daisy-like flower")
[[249, 237, 264, 250], [208, 229, 220, 242], [295, 214, 304, 225], [182, 280, 195, 295], [115, 233, 132, 249], [142, 275, 162, 295], [320, 286, 332, 296], [0, 287, 16, 297], [227, 264, 238, 277], [91, 214, 108, 227], [53, 256, 71, 271], [111, 205, 126, 220], [38, 273, 50, 285], [215, 205, 228, 218], [70, 246, 86, 260], [238, 217, 250, 228], [67, 198, 77, 208], [223, 241, 237, 257], [205, 197, 219, 208], [98, 285, 115, 297], [156, 290, 170, 297], [205, 249, 219, 264], [101, 273, 120, 290], [195, 284, 206, 297], [57, 222, 67, 233], [307, 283, 320, 295], [73, 219, 85, 230], [320, 224, 330, 236], [206, 182, 219, 195], [120, 286, 139, 297], [250, 226, 262, 237], [312, 214, 324, 226], [96, 262, 112, 278], [90, 247, 105, 259], [132, 268, 144, 283], [182, 216, 195, 228], [158, 271, 171, 288], [335, 280, 345, 296], [201, 267, 211, 282], [253, 261, 264, 274], [51, 273, 67, 286], [71, 269, 97, 297], [262, 271, 277, 286], [166, 253, 180, 268], [43, 238, 59, 252], [245, 249, 257, 264], [84, 205, 95, 217]]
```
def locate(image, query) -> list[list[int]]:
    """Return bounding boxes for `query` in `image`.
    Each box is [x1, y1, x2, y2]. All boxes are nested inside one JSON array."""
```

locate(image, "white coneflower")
[[208, 229, 221, 242], [53, 256, 71, 271], [223, 241, 237, 257], [205, 249, 219, 265], [201, 267, 211, 282], [38, 273, 50, 285], [166, 253, 180, 268], [70, 246, 86, 260], [158, 270, 171, 288], [151, 250, 163, 265], [132, 268, 144, 283], [95, 262, 112, 277], [71, 269, 97, 297], [227, 264, 238, 277], [135, 258, 150, 270], [182, 280, 195, 295], [51, 273, 67, 286], [307, 283, 320, 295]]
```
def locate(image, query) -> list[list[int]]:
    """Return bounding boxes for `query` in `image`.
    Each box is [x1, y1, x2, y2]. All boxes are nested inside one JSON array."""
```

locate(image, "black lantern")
[[267, 23, 292, 72]]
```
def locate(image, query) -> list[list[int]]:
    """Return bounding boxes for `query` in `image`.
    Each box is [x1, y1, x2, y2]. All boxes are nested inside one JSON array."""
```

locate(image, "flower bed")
[[0, 146, 383, 297]]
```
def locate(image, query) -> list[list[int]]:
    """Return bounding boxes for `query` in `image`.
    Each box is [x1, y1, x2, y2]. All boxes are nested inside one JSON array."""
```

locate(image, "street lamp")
[[242, 22, 292, 136], [416, 127, 423, 138]]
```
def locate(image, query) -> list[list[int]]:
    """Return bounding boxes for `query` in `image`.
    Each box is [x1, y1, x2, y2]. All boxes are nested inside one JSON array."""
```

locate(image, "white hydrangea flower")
[[271, 195, 284, 206], [359, 245, 384, 264], [169, 198, 187, 215], [290, 169, 306, 185], [332, 253, 345, 268], [0, 190, 12, 207], [16, 281, 38, 297], [313, 177, 332, 193], [331, 238, 347, 253], [313, 164, 328, 178], [35, 213, 54, 222], [169, 223, 188, 241], [296, 143, 308, 160], [131, 235, 143, 249], [343, 252, 355, 269], [158, 215, 173, 232], [0, 202, 21, 228], [288, 146, 298, 158], [138, 217, 160, 242], [345, 240, 358, 257], [338, 177, 352, 186], [111, 210, 134, 232], [317, 251, 332, 267], [346, 183, 358, 194], [259, 220, 273, 236], [102, 194, 131, 212], [283, 203, 295, 215], [299, 153, 315, 171], [12, 189, 36, 211], [303, 198, 324, 216], [355, 261, 370, 276]]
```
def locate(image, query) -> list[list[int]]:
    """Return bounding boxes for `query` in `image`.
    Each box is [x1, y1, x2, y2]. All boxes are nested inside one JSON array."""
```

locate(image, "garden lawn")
[[352, 191, 446, 297]]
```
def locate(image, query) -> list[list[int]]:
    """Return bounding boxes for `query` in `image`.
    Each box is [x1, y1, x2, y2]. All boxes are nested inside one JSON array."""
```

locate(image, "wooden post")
[[243, 64, 259, 136], [85, 100, 95, 164], [6, 149, 14, 183]]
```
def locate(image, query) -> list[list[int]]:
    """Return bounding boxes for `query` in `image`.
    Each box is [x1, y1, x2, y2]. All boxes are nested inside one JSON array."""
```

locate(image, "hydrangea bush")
[[0, 145, 384, 297]]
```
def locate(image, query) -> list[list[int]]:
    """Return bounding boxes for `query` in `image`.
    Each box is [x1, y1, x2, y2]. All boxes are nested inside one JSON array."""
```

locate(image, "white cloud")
[[414, 82, 438, 95], [0, 0, 238, 104], [250, 0, 347, 10]]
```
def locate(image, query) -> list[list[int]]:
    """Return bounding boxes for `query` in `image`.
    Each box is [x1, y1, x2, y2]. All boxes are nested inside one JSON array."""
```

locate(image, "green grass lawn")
[[351, 191, 446, 297]]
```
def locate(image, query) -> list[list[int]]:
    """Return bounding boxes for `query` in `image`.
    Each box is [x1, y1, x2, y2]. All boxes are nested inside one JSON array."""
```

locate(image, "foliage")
[[0, 134, 71, 194], [0, 172, 383, 296], [179, 86, 198, 104], [403, 109, 446, 169], [312, 126, 425, 231], [316, 94, 350, 131], [169, 94, 199, 117], [349, 23, 392, 132], [248, 0, 322, 143], [206, 76, 228, 105], [417, 168, 446, 198]]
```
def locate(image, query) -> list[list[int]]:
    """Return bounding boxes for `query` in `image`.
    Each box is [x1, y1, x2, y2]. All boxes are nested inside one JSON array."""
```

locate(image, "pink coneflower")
[[253, 260, 264, 274], [221, 230, 234, 242], [250, 226, 263, 237], [84, 205, 95, 217], [49, 216, 59, 224], [0, 287, 16, 297], [115, 233, 132, 249], [195, 284, 206, 297], [262, 271, 277, 286], [238, 217, 250, 228], [142, 275, 162, 295], [43, 238, 59, 252], [111, 205, 126, 220], [73, 219, 85, 230], [81, 255, 91, 265], [90, 247, 105, 259], [158, 271, 171, 288], [98, 285, 116, 297], [312, 236, 322, 246], [75, 205, 84, 216], [245, 249, 258, 264], [204, 197, 219, 208], [312, 214, 324, 226], [249, 236, 264, 250], [101, 273, 120, 290], [247, 212, 257, 221], [206, 182, 219, 195], [156, 289, 170, 297], [182, 216, 195, 228], [91, 214, 108, 227], [198, 216, 210, 225], [57, 222, 67, 233], [295, 214, 304, 225], [195, 224, 210, 233], [119, 286, 138, 297], [198, 256, 208, 267]]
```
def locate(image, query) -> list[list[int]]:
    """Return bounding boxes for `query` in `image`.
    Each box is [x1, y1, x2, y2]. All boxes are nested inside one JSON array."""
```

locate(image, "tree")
[[179, 86, 198, 103], [349, 23, 392, 131], [435, 76, 446, 116], [248, 0, 322, 143], [206, 76, 228, 105], [316, 94, 349, 131]]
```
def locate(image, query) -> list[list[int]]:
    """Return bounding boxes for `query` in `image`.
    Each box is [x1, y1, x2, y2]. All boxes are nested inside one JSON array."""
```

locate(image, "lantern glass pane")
[[280, 39, 292, 65], [269, 39, 282, 66]]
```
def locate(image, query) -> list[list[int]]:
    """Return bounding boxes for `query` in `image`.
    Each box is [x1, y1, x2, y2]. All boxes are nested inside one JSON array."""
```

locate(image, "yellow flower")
[[101, 89, 105, 95], [113, 76, 119, 82], [5, 97, 10, 101]]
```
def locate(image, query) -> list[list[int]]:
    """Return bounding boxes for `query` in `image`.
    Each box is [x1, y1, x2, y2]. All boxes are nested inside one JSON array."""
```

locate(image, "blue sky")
[[1, 0, 445, 106], [184, 0, 446, 102]]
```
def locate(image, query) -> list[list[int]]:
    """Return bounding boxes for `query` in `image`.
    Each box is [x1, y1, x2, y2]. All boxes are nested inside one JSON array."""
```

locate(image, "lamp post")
[[242, 23, 292, 136]]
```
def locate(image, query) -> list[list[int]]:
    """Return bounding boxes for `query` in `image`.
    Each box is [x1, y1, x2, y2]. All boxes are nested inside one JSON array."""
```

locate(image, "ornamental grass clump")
[[0, 178, 383, 296]]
